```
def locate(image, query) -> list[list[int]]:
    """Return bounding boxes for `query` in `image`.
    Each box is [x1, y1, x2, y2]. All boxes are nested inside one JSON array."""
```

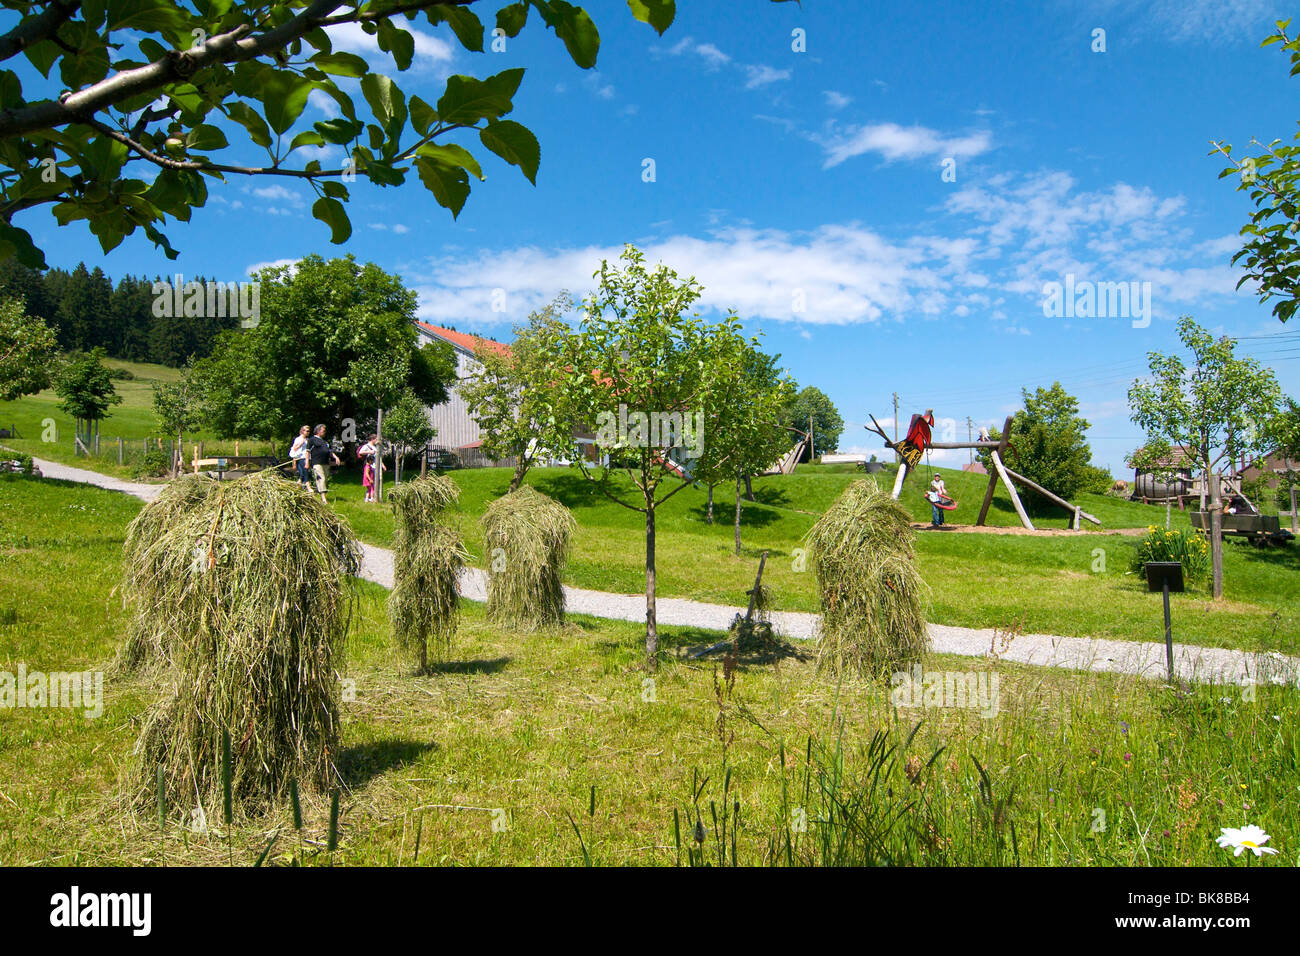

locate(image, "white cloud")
[[246, 258, 300, 277], [743, 64, 792, 89], [822, 90, 852, 110], [407, 169, 1253, 330], [324, 21, 455, 73], [821, 122, 993, 168]]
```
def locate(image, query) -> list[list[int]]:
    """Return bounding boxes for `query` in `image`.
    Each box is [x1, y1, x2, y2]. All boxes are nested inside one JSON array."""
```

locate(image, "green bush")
[[131, 446, 170, 479], [1130, 526, 1209, 583], [108, 367, 135, 381]]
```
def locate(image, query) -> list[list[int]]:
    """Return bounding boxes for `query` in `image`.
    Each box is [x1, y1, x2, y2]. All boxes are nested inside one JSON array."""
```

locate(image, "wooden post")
[[376, 406, 384, 502], [890, 461, 908, 499], [976, 416, 1013, 527], [117, 437, 123, 466], [1209, 473, 1224, 600], [1291, 484, 1298, 535], [991, 450, 1034, 530], [1002, 465, 1100, 525], [420, 445, 428, 478]]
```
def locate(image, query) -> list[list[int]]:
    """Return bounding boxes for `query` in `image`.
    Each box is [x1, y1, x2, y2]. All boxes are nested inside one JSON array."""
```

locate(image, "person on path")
[[358, 434, 385, 502], [306, 424, 342, 504]]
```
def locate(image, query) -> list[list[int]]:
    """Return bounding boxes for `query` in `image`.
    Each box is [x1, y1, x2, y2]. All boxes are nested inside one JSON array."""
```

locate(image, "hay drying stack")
[[128, 471, 361, 815], [387, 475, 468, 672], [118, 473, 221, 670], [804, 479, 927, 679], [480, 485, 576, 631]]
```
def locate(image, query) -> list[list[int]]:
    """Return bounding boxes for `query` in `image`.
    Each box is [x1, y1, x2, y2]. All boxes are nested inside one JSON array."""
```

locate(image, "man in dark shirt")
[[306, 424, 342, 503]]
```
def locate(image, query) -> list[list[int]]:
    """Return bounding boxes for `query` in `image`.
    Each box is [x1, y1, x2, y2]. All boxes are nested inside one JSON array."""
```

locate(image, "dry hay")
[[804, 479, 928, 680], [480, 485, 576, 631]]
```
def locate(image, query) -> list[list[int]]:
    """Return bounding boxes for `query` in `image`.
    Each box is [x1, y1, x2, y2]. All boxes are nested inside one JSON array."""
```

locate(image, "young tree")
[[382, 390, 436, 485], [152, 370, 204, 476], [191, 255, 455, 441], [1211, 20, 1300, 324], [54, 347, 122, 451], [348, 347, 410, 502], [0, 296, 58, 402], [977, 382, 1098, 507], [784, 386, 844, 457], [1128, 317, 1283, 499], [460, 294, 573, 492], [0, 0, 709, 267], [694, 333, 795, 553], [540, 245, 736, 667]]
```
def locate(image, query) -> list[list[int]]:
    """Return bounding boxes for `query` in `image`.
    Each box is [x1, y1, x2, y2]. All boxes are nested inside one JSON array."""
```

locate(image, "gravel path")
[[30, 457, 1299, 688]]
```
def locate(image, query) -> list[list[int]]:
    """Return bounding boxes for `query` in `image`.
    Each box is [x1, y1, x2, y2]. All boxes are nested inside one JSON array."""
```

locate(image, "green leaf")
[[289, 130, 326, 151], [479, 120, 539, 184], [314, 118, 363, 144], [312, 196, 352, 243], [23, 40, 59, 78], [261, 71, 314, 136], [0, 70, 22, 110], [415, 156, 470, 218], [409, 95, 438, 135], [226, 101, 273, 149], [627, 0, 675, 35], [436, 69, 524, 126], [187, 124, 228, 151], [417, 142, 484, 181], [322, 181, 350, 200], [496, 3, 528, 37], [0, 221, 48, 269], [377, 19, 415, 71], [437, 6, 486, 52], [536, 0, 600, 69], [310, 52, 369, 77], [361, 73, 407, 136]]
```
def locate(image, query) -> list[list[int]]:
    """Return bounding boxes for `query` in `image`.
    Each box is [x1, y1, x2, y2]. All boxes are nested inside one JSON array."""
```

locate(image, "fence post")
[[118, 437, 123, 466]]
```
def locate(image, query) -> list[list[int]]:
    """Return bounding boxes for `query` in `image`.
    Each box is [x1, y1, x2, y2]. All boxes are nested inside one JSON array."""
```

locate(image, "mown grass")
[[1, 474, 1297, 866], [6, 360, 1297, 652]]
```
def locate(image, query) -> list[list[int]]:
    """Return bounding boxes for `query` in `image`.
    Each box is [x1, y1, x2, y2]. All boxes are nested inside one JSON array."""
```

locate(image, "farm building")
[[1237, 449, 1299, 494], [413, 322, 601, 467], [415, 322, 512, 464]]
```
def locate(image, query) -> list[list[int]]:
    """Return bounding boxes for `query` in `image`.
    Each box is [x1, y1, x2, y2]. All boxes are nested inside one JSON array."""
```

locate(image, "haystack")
[[804, 479, 927, 679], [480, 485, 576, 631], [387, 475, 468, 671], [118, 472, 221, 670], [127, 470, 361, 816]]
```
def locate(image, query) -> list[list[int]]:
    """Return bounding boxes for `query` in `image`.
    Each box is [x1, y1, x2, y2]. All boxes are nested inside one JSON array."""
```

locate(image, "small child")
[[358, 435, 385, 502]]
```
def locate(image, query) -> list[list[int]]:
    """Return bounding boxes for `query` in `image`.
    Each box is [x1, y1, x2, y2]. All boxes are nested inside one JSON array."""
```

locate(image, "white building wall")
[[417, 328, 484, 449]]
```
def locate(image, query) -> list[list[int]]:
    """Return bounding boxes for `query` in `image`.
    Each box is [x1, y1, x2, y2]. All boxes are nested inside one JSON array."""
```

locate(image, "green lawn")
[[2, 474, 1297, 867], [322, 463, 1300, 654], [5, 361, 1296, 653]]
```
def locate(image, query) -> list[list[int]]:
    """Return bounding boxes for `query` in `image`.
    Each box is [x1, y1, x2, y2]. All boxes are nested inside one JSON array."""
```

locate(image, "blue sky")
[[16, 0, 1300, 473]]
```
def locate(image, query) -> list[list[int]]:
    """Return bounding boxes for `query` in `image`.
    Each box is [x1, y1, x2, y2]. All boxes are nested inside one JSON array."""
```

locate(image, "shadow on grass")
[[425, 656, 511, 675], [339, 738, 437, 786]]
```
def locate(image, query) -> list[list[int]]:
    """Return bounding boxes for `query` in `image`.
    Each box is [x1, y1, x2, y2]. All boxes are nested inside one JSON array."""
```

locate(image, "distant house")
[[414, 322, 512, 464], [1238, 450, 1299, 494], [413, 321, 601, 467]]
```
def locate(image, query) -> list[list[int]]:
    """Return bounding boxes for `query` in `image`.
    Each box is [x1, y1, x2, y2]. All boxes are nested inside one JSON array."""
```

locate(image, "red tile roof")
[[416, 322, 512, 358]]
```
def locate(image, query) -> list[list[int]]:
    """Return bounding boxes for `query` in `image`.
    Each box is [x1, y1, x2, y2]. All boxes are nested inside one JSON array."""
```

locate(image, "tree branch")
[[0, 0, 82, 64]]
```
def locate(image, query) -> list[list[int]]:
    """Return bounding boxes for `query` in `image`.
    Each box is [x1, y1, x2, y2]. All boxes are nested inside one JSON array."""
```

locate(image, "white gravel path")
[[28, 457, 1300, 688]]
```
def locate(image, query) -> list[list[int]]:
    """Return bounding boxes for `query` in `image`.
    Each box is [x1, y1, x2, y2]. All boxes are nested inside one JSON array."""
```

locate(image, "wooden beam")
[[976, 415, 1013, 526], [890, 461, 909, 499], [1002, 465, 1101, 526], [990, 449, 1034, 530]]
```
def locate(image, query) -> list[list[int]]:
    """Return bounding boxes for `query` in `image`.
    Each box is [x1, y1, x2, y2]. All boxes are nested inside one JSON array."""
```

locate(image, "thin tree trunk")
[[509, 457, 528, 492], [645, 501, 658, 668], [706, 483, 714, 524], [375, 406, 384, 502], [734, 475, 743, 556], [744, 473, 754, 501]]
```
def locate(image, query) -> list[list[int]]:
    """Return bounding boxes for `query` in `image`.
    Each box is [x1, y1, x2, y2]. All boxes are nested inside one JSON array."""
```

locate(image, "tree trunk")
[[706, 484, 714, 524], [734, 476, 743, 556], [375, 406, 384, 502], [743, 473, 754, 501], [1209, 472, 1224, 600], [645, 502, 658, 668], [509, 457, 528, 493]]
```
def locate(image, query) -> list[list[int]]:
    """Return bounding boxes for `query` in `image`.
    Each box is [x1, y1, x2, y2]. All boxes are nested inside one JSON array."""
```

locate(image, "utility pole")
[[966, 416, 973, 465], [892, 392, 899, 463]]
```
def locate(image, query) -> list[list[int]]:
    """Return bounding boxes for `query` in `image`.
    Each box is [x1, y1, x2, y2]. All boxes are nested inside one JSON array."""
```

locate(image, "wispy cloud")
[[820, 123, 993, 168], [822, 90, 852, 110]]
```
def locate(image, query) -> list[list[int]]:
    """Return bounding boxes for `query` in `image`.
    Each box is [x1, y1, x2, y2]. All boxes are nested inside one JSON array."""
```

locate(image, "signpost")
[[1145, 561, 1184, 683]]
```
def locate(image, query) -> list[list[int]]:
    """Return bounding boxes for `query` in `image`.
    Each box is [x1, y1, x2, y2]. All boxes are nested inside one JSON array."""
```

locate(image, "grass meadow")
[[1, 474, 1297, 866]]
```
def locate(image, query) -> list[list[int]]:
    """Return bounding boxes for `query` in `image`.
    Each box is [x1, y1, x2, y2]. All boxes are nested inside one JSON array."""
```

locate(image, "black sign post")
[[1144, 561, 1184, 682]]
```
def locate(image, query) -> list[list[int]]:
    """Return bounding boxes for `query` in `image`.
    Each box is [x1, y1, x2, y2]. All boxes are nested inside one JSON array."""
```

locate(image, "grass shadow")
[[425, 655, 512, 675], [338, 738, 438, 787]]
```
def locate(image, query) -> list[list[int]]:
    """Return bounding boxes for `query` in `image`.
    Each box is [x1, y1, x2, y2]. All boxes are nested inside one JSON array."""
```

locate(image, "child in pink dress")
[[359, 434, 382, 502]]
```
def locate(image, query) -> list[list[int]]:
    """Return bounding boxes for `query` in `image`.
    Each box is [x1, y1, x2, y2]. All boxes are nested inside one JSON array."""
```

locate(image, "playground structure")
[[865, 413, 1101, 531], [760, 428, 809, 477]]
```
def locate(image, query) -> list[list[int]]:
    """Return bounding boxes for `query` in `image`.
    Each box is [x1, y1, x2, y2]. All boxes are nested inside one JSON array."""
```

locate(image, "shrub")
[[1130, 526, 1209, 584], [131, 445, 169, 479]]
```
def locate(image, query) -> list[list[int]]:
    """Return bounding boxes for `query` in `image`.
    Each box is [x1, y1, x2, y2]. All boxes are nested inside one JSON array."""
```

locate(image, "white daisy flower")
[[1216, 825, 1279, 858]]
